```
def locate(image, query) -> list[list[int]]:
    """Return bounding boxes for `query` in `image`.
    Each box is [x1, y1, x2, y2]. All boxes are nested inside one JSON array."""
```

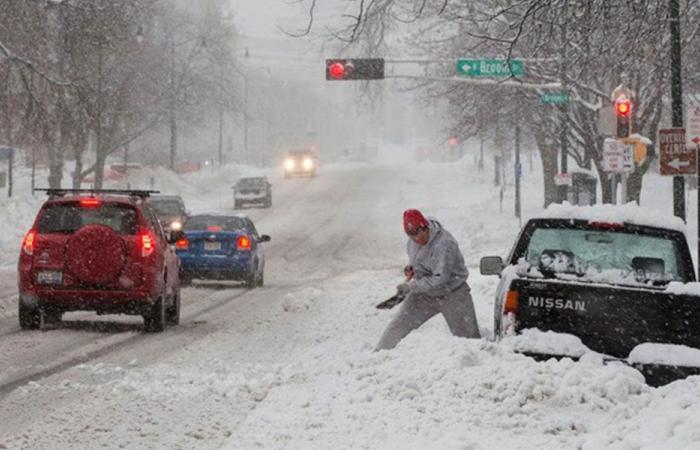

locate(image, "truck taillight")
[[589, 221, 623, 230], [504, 290, 519, 314], [237, 235, 251, 251], [175, 237, 189, 249], [140, 230, 155, 257], [22, 230, 36, 256]]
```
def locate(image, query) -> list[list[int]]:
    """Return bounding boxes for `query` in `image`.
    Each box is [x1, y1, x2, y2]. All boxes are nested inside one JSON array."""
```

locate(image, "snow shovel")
[[376, 292, 406, 309]]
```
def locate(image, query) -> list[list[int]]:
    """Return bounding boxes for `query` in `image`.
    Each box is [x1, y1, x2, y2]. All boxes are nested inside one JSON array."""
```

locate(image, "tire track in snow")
[[0, 286, 253, 399]]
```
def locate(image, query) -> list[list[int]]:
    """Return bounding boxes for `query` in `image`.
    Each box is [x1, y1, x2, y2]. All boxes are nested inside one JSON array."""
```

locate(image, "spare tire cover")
[[65, 224, 127, 285]]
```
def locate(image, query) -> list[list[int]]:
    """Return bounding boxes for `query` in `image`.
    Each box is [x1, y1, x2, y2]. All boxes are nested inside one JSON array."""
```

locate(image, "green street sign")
[[456, 58, 524, 78], [540, 92, 570, 104]]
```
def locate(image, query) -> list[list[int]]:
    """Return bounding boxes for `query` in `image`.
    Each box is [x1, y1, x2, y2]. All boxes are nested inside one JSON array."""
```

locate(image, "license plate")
[[36, 270, 63, 285], [204, 242, 221, 251]]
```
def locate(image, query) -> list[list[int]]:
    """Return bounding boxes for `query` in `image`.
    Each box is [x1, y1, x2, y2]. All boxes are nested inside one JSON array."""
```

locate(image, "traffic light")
[[325, 58, 385, 80], [615, 95, 632, 138]]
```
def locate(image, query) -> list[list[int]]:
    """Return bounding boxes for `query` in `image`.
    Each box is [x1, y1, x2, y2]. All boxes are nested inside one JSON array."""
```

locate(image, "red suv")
[[18, 189, 181, 332]]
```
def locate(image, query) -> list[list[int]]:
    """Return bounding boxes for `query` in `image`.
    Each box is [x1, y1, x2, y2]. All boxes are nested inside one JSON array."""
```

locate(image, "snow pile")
[[501, 328, 592, 359], [0, 190, 43, 267], [282, 287, 323, 312], [628, 343, 700, 368], [581, 377, 700, 449], [222, 330, 649, 449]]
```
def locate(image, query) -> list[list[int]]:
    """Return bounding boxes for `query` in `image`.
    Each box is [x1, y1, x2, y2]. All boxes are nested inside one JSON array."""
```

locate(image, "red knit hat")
[[403, 209, 429, 233]]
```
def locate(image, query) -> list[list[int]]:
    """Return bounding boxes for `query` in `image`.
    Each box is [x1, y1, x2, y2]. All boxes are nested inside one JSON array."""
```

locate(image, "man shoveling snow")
[[375, 209, 481, 350]]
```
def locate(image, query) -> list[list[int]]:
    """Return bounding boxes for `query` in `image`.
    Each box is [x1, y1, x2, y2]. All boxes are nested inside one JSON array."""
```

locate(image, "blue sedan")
[[176, 214, 270, 287]]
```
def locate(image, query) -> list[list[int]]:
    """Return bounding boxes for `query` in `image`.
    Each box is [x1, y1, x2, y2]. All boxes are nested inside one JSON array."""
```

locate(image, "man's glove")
[[404, 265, 415, 281], [396, 282, 411, 297]]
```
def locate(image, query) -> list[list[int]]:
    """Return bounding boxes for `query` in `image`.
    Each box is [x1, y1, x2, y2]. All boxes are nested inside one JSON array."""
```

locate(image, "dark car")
[[233, 177, 272, 209], [480, 205, 700, 386], [176, 213, 270, 287], [18, 189, 181, 332], [147, 195, 187, 231], [283, 150, 317, 178]]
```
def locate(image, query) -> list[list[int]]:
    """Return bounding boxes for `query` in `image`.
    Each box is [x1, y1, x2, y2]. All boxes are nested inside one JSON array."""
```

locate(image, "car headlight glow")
[[284, 159, 295, 170], [303, 158, 314, 169], [170, 220, 183, 231]]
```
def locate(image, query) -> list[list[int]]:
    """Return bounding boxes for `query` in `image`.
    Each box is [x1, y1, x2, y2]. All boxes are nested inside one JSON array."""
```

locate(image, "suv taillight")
[[22, 230, 36, 256], [236, 235, 251, 251], [140, 230, 155, 257]]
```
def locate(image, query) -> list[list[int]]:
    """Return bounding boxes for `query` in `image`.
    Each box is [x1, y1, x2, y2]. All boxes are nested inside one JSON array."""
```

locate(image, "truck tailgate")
[[511, 278, 700, 359]]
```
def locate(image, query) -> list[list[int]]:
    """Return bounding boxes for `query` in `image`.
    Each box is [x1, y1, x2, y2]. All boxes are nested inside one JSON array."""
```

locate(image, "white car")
[[233, 177, 272, 209]]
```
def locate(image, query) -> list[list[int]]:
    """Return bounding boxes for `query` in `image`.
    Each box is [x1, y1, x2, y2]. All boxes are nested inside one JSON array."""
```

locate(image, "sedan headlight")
[[302, 158, 314, 169], [284, 159, 295, 170]]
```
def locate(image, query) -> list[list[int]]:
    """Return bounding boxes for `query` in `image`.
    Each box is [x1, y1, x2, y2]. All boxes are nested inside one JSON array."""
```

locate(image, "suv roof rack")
[[34, 188, 160, 199]]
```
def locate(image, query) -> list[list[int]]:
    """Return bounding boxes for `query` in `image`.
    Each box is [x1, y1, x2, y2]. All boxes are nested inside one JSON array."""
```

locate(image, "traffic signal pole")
[[669, 0, 685, 222]]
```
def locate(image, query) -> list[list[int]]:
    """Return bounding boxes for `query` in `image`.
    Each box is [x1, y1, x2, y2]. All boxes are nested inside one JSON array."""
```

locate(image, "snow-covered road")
[[1, 158, 699, 449]]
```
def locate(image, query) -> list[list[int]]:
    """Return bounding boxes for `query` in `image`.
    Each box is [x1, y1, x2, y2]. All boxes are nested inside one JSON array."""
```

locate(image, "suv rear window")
[[37, 203, 138, 235]]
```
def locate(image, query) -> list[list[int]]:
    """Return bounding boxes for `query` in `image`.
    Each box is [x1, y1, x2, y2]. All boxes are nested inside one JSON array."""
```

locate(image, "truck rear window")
[[524, 228, 684, 283], [37, 203, 138, 235]]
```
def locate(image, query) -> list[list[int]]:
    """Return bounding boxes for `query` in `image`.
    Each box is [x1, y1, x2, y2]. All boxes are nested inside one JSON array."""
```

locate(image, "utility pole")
[[243, 74, 249, 165], [3, 77, 12, 197], [669, 0, 685, 221], [169, 38, 177, 170], [557, 3, 569, 203], [515, 125, 522, 222]]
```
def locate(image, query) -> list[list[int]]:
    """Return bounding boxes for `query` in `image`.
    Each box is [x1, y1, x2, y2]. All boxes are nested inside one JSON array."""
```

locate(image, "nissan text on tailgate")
[[480, 203, 700, 386], [18, 189, 181, 332]]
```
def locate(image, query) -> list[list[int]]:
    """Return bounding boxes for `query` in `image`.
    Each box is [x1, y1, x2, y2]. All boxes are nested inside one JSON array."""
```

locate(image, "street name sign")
[[456, 58, 524, 78], [540, 92, 569, 104], [659, 128, 695, 175]]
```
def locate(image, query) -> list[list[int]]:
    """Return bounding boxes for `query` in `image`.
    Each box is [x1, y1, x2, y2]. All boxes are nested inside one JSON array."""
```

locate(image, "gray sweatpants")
[[375, 283, 480, 351]]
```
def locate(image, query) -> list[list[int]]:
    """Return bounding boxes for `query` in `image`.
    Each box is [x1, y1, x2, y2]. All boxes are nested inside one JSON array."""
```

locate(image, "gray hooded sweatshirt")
[[407, 219, 469, 298]]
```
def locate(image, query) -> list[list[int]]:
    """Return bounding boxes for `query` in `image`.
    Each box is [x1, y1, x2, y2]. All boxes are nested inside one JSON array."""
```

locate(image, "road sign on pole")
[[0, 146, 13, 160], [687, 96, 700, 145], [456, 58, 524, 77], [659, 128, 695, 175], [602, 139, 632, 173]]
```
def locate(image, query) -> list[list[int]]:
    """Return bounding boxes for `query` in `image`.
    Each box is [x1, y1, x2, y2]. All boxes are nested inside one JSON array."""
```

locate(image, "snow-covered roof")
[[533, 202, 687, 233]]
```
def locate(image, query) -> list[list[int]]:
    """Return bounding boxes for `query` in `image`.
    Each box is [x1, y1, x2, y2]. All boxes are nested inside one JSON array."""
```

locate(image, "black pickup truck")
[[480, 205, 700, 386]]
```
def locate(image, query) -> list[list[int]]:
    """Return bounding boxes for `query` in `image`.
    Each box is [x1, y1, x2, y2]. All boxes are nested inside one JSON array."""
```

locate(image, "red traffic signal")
[[614, 96, 632, 138], [615, 97, 632, 117], [325, 58, 385, 80], [328, 62, 347, 79]]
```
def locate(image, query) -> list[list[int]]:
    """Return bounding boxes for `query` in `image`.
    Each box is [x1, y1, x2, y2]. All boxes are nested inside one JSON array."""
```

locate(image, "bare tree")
[[301, 0, 700, 206]]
